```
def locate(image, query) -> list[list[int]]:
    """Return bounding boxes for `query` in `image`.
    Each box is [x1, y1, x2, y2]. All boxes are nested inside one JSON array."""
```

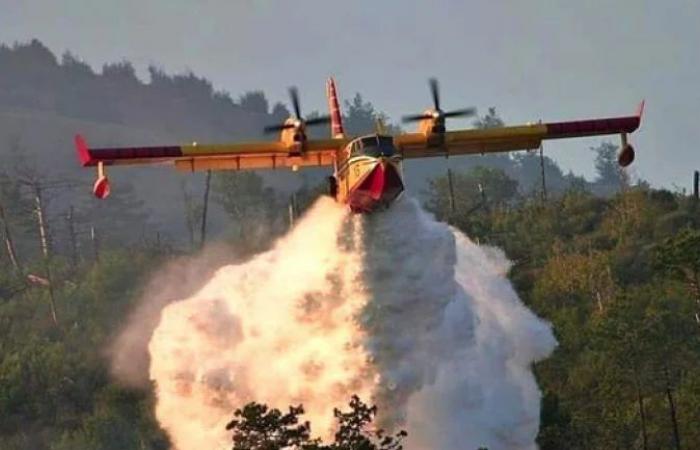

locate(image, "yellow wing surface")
[[395, 104, 643, 158], [75, 135, 346, 172], [76, 104, 643, 171]]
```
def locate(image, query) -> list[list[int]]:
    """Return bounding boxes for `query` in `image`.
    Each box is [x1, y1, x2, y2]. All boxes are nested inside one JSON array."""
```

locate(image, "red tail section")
[[326, 77, 345, 139]]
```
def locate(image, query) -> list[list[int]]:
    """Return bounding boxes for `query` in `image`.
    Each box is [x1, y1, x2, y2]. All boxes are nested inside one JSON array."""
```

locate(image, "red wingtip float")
[[73, 79, 644, 213], [75, 135, 111, 199], [92, 170, 111, 200], [615, 100, 644, 168]]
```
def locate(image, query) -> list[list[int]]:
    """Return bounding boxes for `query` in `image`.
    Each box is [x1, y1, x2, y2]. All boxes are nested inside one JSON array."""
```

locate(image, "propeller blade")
[[289, 87, 301, 119], [443, 107, 477, 118], [305, 115, 331, 126], [264, 123, 295, 134], [402, 113, 433, 123], [429, 78, 440, 111]]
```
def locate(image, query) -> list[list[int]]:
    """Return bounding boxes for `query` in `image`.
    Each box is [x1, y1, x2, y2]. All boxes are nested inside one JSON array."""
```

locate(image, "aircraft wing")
[[395, 102, 644, 158], [75, 135, 345, 172]]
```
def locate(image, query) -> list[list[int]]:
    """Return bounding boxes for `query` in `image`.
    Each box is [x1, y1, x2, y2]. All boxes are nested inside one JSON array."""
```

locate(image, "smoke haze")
[[118, 197, 556, 449]]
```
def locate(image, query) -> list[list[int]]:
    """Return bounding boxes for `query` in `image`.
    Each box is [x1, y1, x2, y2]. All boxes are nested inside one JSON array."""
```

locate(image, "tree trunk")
[[539, 144, 548, 203], [33, 185, 51, 258], [182, 187, 196, 250], [199, 170, 211, 249], [691, 270, 700, 328], [447, 168, 456, 214], [44, 260, 58, 326], [288, 195, 296, 229], [634, 372, 648, 450], [91, 225, 100, 263], [30, 185, 58, 326], [663, 365, 682, 450], [0, 202, 22, 274], [66, 205, 78, 269]]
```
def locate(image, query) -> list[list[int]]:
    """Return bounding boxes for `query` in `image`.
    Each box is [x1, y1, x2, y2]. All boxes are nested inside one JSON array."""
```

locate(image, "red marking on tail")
[[326, 77, 345, 139]]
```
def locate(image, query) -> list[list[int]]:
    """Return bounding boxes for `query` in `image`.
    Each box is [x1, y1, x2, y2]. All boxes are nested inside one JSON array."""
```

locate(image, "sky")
[[1, 0, 698, 189]]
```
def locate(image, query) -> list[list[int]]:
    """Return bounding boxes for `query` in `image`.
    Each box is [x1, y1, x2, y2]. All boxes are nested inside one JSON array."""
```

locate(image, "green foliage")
[[0, 249, 169, 449], [590, 142, 628, 195], [343, 94, 400, 137], [227, 396, 406, 450], [2, 38, 699, 450], [227, 403, 313, 450], [472, 107, 504, 129], [239, 91, 270, 115], [655, 228, 700, 296], [212, 171, 286, 249], [426, 181, 700, 449]]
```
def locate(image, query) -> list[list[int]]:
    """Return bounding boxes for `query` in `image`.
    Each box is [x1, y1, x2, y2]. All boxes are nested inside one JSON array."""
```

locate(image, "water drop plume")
[[129, 196, 556, 449]]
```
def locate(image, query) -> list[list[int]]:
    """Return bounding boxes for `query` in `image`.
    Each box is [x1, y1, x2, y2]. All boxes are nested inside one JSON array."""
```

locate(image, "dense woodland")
[[1, 40, 699, 449]]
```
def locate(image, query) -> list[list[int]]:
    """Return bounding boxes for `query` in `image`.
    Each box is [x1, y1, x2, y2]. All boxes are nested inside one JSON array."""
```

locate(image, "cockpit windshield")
[[350, 135, 395, 158]]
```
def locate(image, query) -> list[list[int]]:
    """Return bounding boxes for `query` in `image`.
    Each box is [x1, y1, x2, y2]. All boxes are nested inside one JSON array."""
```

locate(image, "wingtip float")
[[74, 78, 645, 211]]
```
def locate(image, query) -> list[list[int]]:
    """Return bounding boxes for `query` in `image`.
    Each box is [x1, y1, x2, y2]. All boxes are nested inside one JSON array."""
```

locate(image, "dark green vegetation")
[[1, 40, 699, 449], [227, 396, 406, 450], [425, 172, 700, 450]]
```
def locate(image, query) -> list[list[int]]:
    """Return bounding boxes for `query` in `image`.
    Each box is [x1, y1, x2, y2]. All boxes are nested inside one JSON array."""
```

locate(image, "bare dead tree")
[[91, 225, 100, 263], [181, 183, 199, 250], [200, 170, 212, 249], [539, 143, 548, 203], [0, 202, 22, 274], [288, 193, 298, 229], [66, 205, 78, 269], [663, 364, 682, 450], [632, 361, 649, 450], [447, 168, 456, 214], [14, 177, 59, 325], [14, 165, 76, 259], [31, 183, 51, 258], [12, 157, 77, 327]]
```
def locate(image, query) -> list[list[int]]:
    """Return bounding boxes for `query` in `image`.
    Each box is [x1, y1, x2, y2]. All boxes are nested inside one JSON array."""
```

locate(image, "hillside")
[[0, 40, 627, 250], [4, 39, 696, 450]]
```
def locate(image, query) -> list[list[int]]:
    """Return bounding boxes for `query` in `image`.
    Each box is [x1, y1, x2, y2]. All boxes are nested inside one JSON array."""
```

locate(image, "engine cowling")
[[618, 144, 635, 167]]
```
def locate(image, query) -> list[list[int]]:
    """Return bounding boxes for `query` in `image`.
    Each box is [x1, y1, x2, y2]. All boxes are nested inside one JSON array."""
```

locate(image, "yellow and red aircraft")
[[75, 78, 643, 213]]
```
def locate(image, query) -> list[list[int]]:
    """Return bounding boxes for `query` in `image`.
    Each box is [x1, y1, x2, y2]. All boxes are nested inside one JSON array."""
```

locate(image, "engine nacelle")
[[618, 143, 635, 167]]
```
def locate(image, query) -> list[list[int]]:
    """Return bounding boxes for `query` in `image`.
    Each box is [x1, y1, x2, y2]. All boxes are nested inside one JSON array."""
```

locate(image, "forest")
[[1, 40, 699, 449]]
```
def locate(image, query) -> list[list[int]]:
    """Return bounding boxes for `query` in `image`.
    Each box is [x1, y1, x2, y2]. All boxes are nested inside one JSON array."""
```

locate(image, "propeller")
[[402, 78, 476, 126], [264, 87, 330, 134]]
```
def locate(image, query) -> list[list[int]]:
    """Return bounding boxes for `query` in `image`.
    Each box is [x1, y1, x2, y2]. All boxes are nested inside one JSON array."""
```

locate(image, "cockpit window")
[[350, 135, 395, 158]]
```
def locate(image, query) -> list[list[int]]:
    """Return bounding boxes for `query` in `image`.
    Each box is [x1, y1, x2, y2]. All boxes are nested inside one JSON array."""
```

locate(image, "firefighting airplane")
[[75, 78, 643, 213]]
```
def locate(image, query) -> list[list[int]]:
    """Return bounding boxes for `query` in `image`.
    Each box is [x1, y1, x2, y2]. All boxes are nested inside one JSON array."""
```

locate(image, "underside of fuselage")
[[337, 157, 404, 213]]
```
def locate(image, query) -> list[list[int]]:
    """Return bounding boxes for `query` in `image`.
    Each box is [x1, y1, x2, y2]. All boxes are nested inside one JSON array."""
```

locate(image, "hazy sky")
[[2, 0, 698, 188]]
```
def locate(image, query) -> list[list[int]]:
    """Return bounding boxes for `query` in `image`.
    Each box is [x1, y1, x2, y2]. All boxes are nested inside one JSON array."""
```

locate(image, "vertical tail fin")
[[326, 77, 345, 139]]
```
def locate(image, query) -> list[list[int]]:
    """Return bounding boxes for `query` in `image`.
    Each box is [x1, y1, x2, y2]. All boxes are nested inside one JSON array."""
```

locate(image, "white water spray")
[[139, 196, 556, 450]]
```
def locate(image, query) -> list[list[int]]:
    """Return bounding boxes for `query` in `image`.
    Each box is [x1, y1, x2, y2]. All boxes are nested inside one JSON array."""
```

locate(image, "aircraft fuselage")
[[333, 134, 405, 213]]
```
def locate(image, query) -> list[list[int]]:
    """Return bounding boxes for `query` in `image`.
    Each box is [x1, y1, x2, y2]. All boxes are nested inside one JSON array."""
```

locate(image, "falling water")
[[130, 196, 555, 450]]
